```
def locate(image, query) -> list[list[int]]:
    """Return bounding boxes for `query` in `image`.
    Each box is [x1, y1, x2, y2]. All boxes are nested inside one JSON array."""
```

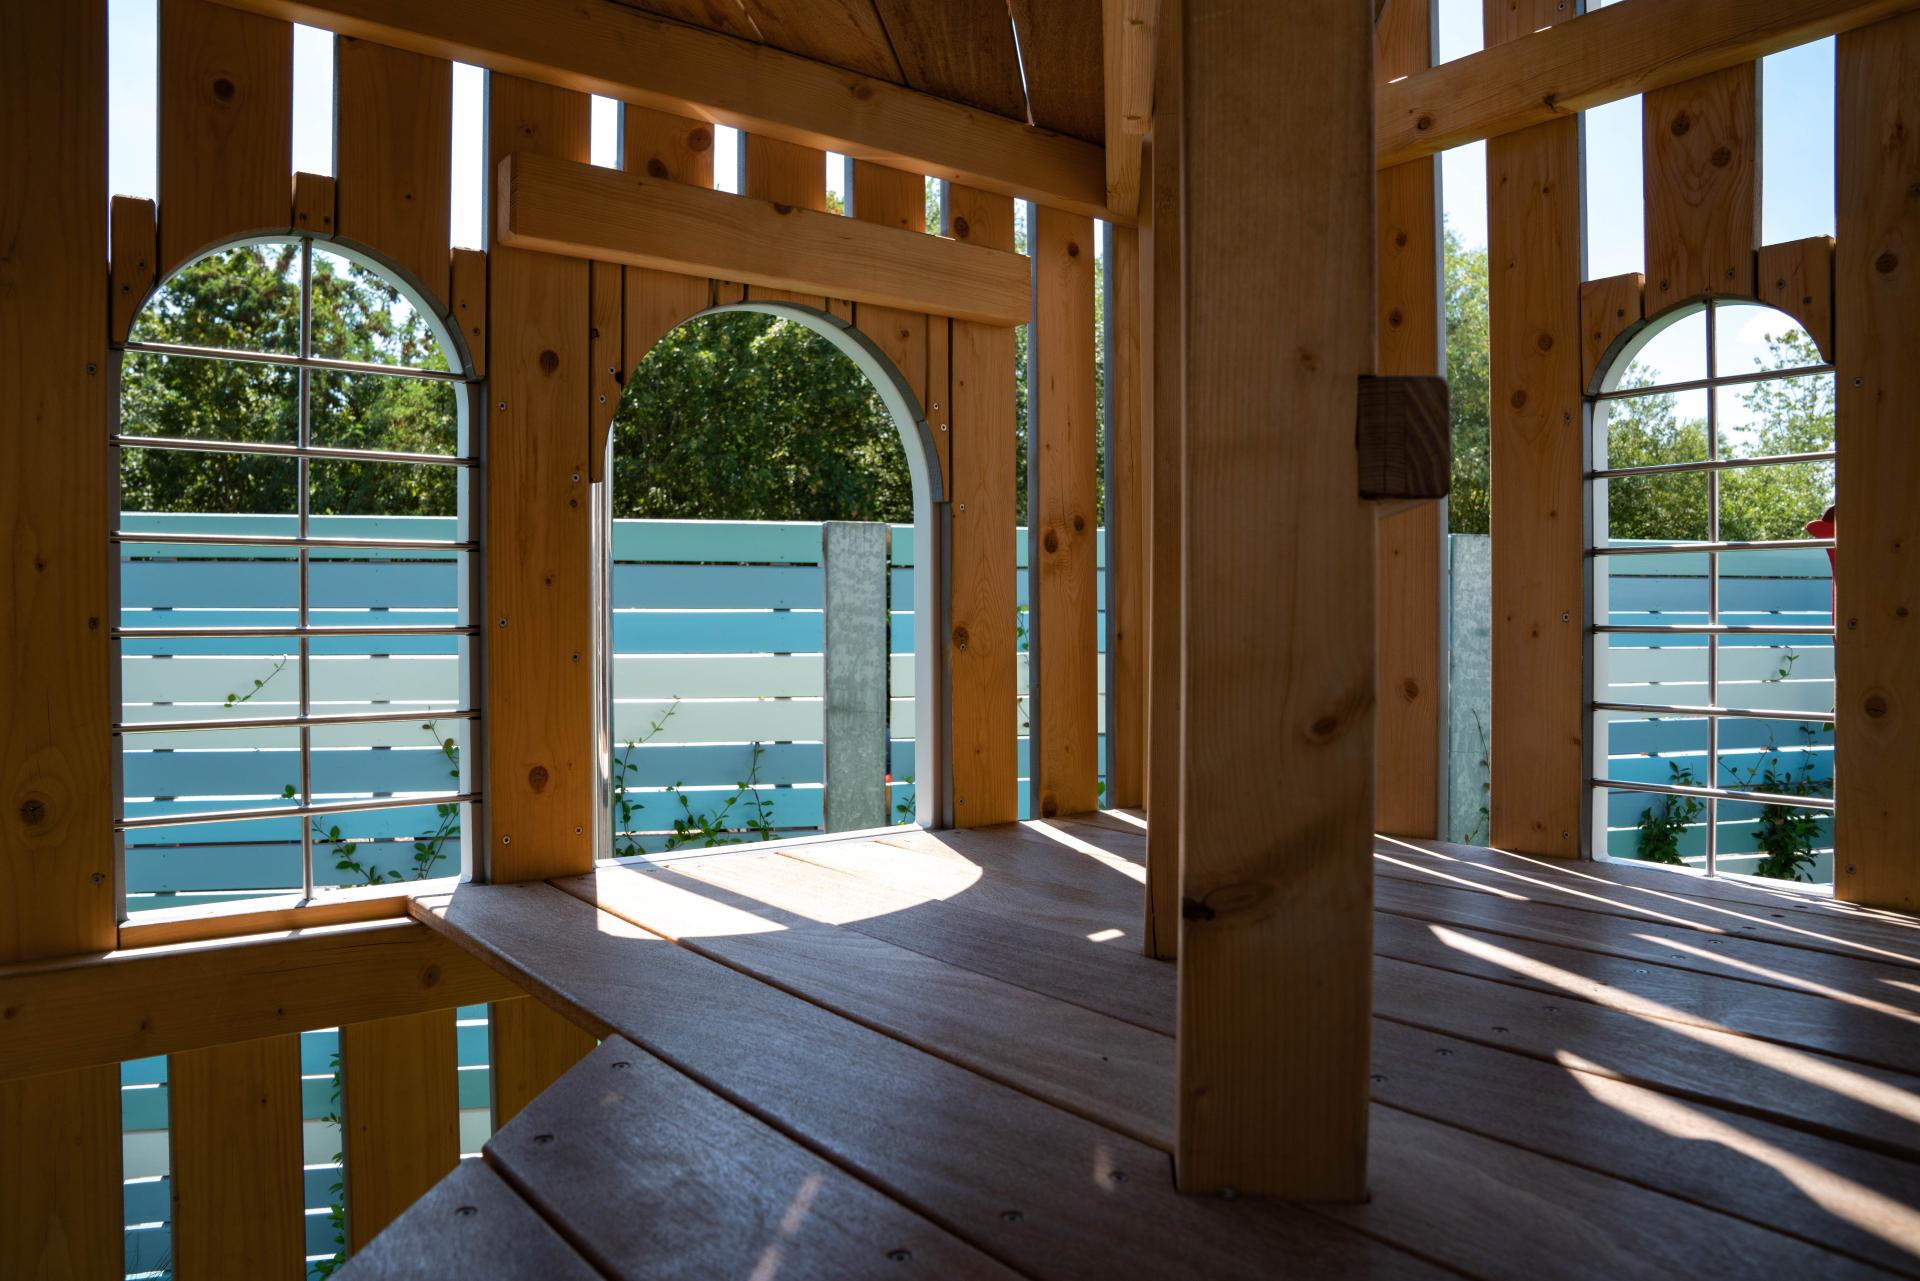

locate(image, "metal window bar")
[[114, 624, 478, 639], [112, 433, 475, 469], [115, 707, 480, 736], [1590, 360, 1834, 402], [1591, 774, 1835, 812], [113, 530, 476, 552], [298, 236, 315, 898], [1593, 623, 1835, 636], [1590, 537, 1832, 556], [118, 790, 482, 832], [1589, 448, 1835, 480], [1592, 700, 1834, 724], [122, 338, 469, 383], [1704, 302, 1720, 874]]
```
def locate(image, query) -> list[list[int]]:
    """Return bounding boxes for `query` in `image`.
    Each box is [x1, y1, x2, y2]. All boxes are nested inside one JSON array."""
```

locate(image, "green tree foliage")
[[1445, 229, 1491, 534]]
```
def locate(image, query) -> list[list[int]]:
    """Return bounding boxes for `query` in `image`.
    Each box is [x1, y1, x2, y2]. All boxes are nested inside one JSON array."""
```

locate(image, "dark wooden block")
[[1356, 374, 1450, 501]]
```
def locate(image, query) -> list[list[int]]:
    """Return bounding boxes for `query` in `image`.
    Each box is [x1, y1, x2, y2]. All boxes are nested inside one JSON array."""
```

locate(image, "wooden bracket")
[[1357, 374, 1449, 507], [110, 196, 158, 344], [292, 171, 337, 237]]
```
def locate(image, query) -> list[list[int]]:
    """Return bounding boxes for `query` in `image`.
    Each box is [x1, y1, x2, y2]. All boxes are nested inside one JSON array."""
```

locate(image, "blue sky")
[[110, 0, 1836, 270]]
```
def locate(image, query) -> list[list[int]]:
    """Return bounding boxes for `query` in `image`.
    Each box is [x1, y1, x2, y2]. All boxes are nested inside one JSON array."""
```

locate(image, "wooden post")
[[620, 104, 714, 371], [170, 1035, 306, 1278], [1175, 0, 1374, 1198], [1375, 0, 1447, 838], [1485, 0, 1585, 859], [335, 35, 453, 300], [1643, 63, 1760, 305], [1106, 217, 1147, 811], [0, 6, 122, 1275], [341, 1010, 460, 1250], [1836, 11, 1920, 911]]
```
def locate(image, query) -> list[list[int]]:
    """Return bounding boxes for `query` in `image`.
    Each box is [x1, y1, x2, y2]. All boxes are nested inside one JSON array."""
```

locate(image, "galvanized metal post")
[[822, 521, 891, 831]]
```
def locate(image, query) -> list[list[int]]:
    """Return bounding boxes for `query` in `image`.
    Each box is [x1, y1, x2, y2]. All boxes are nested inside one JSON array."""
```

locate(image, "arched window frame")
[[110, 233, 485, 918]]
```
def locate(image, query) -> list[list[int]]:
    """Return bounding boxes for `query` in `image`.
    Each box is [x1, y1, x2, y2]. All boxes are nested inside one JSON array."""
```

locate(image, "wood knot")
[[1415, 114, 1433, 132], [1510, 389, 1528, 409], [1308, 714, 1341, 741], [1865, 694, 1889, 719], [538, 349, 560, 375], [1067, 241, 1081, 258], [1877, 251, 1899, 274], [952, 216, 971, 238], [212, 77, 236, 102], [1187, 882, 1270, 920], [1297, 347, 1319, 371], [1709, 146, 1732, 168], [1181, 897, 1215, 922], [1040, 794, 1058, 818], [852, 81, 874, 101], [1394, 231, 1408, 248], [1535, 332, 1554, 352], [1043, 529, 1059, 554], [528, 765, 550, 792], [1072, 514, 1085, 532], [951, 625, 970, 650], [421, 963, 442, 988], [1669, 110, 1691, 137], [687, 127, 712, 152], [1387, 308, 1404, 329], [18, 798, 45, 827], [647, 158, 670, 179], [1401, 678, 1420, 701]]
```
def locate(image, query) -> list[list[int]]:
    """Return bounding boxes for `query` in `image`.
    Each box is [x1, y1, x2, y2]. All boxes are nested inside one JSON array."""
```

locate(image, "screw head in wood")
[[454, 1205, 477, 1217]]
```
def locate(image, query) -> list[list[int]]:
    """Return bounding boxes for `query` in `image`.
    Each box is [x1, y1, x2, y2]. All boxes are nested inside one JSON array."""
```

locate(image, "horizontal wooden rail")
[[204, 0, 1113, 221], [1377, 0, 1920, 167], [500, 153, 1031, 326], [0, 917, 518, 1081]]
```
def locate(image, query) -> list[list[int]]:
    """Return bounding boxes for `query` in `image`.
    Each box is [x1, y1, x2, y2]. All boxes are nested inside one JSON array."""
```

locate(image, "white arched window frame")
[[1586, 298, 1836, 876], [111, 235, 483, 914]]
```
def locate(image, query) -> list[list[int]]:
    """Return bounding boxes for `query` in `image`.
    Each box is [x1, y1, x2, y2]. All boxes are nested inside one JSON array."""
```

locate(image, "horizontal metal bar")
[[116, 707, 478, 735], [1593, 623, 1835, 636], [113, 433, 474, 469], [1591, 362, 1834, 403], [1593, 775, 1834, 812], [1590, 449, 1835, 480], [1589, 538, 1833, 557], [114, 529, 474, 553], [117, 790, 479, 831], [123, 339, 468, 383], [114, 623, 477, 640], [1593, 701, 1834, 724]]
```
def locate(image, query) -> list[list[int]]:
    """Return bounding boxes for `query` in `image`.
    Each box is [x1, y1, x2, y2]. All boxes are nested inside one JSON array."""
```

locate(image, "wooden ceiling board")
[[1008, 0, 1105, 143], [607, 0, 903, 82], [870, 0, 1031, 122]]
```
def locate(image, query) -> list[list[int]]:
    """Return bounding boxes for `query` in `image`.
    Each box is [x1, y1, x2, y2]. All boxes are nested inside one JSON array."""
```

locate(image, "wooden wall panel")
[[1177, 0, 1375, 1198], [1486, 116, 1585, 859], [1105, 219, 1146, 810], [485, 74, 594, 882], [1580, 272, 1646, 391], [621, 106, 717, 370], [1144, 5, 1183, 961], [341, 1009, 460, 1250], [170, 1035, 306, 1279], [111, 196, 159, 343], [0, 1065, 121, 1281], [850, 162, 933, 456], [490, 995, 595, 1127], [158, 0, 292, 275], [1643, 63, 1760, 305], [1758, 236, 1836, 361], [946, 186, 1020, 828], [742, 133, 829, 309], [588, 258, 623, 482], [1030, 205, 1101, 819], [450, 247, 488, 377], [336, 37, 453, 299], [1836, 12, 1920, 912]]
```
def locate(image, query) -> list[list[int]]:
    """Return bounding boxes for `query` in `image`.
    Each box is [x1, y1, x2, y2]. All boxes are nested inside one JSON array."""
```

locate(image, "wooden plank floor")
[[344, 818, 1920, 1279]]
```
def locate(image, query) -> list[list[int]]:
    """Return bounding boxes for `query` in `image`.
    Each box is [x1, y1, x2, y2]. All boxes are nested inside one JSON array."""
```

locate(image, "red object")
[[1807, 505, 1836, 617]]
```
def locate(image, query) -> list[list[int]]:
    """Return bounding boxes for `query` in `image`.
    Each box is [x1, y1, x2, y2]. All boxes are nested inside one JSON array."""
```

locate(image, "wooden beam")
[[1836, 11, 1920, 912], [1358, 376, 1450, 502], [1103, 0, 1157, 215], [1580, 272, 1647, 391], [1643, 63, 1760, 304], [490, 995, 596, 1127], [1757, 236, 1836, 361], [0, 1065, 121, 1281], [341, 1009, 461, 1250], [946, 185, 1020, 829], [1030, 205, 1101, 820], [1106, 220, 1147, 810], [205, 0, 1114, 221], [170, 1035, 306, 1278], [1377, 0, 1920, 168], [158, 0, 293, 274], [499, 153, 1031, 327], [1176, 0, 1374, 1198], [0, 919, 518, 1082], [118, 876, 429, 949], [336, 35, 453, 300]]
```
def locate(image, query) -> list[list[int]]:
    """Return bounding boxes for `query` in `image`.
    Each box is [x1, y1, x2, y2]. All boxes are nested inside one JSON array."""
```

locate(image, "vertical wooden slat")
[[1486, 115, 1585, 859], [850, 163, 932, 418], [1757, 236, 1835, 361], [947, 185, 1020, 828], [449, 247, 488, 377], [588, 259, 624, 483], [1176, 0, 1374, 1198], [0, 11, 120, 1269], [1836, 12, 1920, 912], [1106, 219, 1146, 810], [742, 134, 829, 309], [1580, 272, 1647, 391], [1144, 3, 1183, 960], [111, 195, 159, 344], [621, 105, 715, 370], [170, 1035, 305, 1279], [1644, 63, 1761, 305], [490, 996, 595, 1127], [1030, 205, 1100, 819], [335, 37, 453, 300], [341, 1009, 460, 1251], [157, 0, 292, 275], [485, 73, 593, 882], [1374, 0, 1445, 839]]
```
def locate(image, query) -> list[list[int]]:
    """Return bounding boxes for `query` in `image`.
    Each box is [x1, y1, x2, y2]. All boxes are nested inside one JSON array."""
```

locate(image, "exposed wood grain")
[[1379, 0, 1920, 167], [207, 0, 1115, 220], [1758, 236, 1836, 362], [110, 195, 159, 344], [1375, 0, 1433, 75], [617, 102, 714, 370], [1835, 11, 1920, 913], [947, 185, 1020, 829], [1644, 63, 1760, 303], [0, 1, 114, 966], [1581, 271, 1647, 391], [0, 1066, 121, 1281], [489, 1036, 1021, 1279], [1486, 117, 1584, 860], [489, 994, 595, 1127], [291, 169, 336, 236], [1176, 0, 1375, 1197], [849, 161, 931, 417], [1144, 10, 1182, 960], [588, 258, 623, 483], [117, 878, 427, 948], [1007, 0, 1105, 143], [1102, 0, 1156, 214], [1357, 375, 1450, 501], [1482, 0, 1567, 47], [485, 75, 595, 880], [335, 1158, 600, 1279], [0, 919, 517, 1081], [335, 36, 452, 298], [728, 0, 903, 83], [623, 267, 711, 372], [741, 132, 829, 309], [869, 0, 1029, 122], [159, 0, 292, 274], [448, 247, 488, 376], [1030, 204, 1100, 820], [341, 1009, 460, 1250], [170, 1035, 306, 1278], [1106, 220, 1146, 810], [501, 153, 1030, 326]]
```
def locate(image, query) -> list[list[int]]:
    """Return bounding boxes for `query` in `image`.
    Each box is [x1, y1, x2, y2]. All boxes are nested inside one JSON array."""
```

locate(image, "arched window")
[[113, 237, 480, 917], [1588, 300, 1835, 882]]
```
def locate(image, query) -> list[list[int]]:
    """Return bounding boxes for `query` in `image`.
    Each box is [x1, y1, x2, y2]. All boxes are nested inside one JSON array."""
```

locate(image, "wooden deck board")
[[380, 824, 1920, 1278], [337, 1158, 601, 1280]]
